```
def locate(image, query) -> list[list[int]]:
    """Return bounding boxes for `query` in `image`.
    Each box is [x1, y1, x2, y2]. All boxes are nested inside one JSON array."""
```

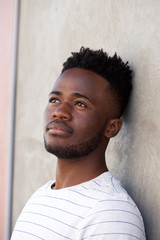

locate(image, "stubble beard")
[[44, 125, 106, 160]]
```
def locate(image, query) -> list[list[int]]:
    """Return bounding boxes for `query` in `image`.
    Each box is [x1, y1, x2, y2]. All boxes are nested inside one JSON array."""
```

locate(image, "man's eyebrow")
[[49, 91, 62, 97], [49, 91, 94, 104], [72, 92, 94, 104]]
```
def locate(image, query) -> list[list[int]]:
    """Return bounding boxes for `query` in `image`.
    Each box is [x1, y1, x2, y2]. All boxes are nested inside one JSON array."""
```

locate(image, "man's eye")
[[75, 101, 86, 108], [49, 98, 60, 104]]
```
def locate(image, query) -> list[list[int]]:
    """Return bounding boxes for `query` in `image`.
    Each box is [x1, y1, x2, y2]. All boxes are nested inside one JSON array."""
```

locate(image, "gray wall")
[[12, 1, 160, 239]]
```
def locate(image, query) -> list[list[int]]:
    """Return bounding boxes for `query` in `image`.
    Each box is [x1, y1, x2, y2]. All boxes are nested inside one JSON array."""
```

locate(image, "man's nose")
[[52, 103, 72, 121]]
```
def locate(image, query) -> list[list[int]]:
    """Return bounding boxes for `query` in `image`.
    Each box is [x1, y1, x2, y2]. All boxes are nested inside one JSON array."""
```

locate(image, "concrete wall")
[[12, 1, 160, 239]]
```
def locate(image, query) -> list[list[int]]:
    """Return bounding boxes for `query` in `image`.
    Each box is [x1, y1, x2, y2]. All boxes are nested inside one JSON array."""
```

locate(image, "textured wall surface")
[[12, 1, 160, 239]]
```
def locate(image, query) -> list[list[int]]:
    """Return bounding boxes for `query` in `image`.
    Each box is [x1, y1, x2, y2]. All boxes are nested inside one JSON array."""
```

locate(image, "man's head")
[[43, 47, 132, 159]]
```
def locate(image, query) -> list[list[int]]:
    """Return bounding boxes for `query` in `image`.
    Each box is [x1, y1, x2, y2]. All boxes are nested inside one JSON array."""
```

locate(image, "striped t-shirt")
[[11, 172, 146, 240]]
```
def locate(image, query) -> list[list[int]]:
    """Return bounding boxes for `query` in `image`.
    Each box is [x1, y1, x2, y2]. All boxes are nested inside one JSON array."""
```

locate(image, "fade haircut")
[[62, 47, 132, 116]]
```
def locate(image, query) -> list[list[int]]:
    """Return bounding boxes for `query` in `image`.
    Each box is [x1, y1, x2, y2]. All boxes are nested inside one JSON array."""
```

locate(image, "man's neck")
[[54, 153, 108, 190]]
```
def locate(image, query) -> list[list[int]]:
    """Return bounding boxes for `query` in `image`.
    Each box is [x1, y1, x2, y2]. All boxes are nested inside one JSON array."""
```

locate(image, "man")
[[11, 47, 146, 239]]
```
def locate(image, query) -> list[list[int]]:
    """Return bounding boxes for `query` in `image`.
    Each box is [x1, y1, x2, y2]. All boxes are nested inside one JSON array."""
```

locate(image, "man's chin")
[[44, 142, 84, 159], [44, 141, 98, 160]]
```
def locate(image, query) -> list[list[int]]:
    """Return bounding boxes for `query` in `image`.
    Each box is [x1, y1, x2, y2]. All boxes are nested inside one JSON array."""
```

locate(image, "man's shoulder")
[[84, 172, 143, 221], [24, 180, 55, 204], [77, 171, 128, 201], [78, 174, 146, 240]]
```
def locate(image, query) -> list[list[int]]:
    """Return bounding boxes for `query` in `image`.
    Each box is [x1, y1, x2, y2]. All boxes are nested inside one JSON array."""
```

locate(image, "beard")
[[44, 125, 106, 159]]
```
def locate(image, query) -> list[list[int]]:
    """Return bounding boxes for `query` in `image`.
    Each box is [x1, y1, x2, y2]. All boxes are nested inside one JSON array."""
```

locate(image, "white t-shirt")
[[11, 172, 146, 240]]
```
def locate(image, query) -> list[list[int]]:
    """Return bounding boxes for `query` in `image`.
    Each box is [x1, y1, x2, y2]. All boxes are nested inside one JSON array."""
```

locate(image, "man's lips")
[[46, 121, 73, 137]]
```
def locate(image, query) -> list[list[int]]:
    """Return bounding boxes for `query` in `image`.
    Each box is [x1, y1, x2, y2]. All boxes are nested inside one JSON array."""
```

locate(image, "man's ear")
[[105, 119, 122, 139]]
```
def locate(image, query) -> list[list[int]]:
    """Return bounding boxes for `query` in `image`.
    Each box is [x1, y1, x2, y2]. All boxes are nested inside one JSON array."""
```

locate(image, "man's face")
[[43, 68, 114, 159]]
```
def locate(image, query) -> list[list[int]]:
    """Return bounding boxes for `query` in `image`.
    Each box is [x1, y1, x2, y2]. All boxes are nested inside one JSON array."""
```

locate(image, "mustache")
[[46, 120, 74, 133]]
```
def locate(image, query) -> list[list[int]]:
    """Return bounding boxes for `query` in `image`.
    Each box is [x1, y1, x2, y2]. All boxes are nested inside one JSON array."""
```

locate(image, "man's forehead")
[[53, 68, 110, 91]]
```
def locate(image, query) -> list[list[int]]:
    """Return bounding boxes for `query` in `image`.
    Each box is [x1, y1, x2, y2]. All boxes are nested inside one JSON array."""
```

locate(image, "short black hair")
[[62, 47, 132, 116]]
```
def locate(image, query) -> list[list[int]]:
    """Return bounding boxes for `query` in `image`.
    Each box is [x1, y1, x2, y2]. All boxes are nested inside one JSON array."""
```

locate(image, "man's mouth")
[[47, 121, 73, 137]]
